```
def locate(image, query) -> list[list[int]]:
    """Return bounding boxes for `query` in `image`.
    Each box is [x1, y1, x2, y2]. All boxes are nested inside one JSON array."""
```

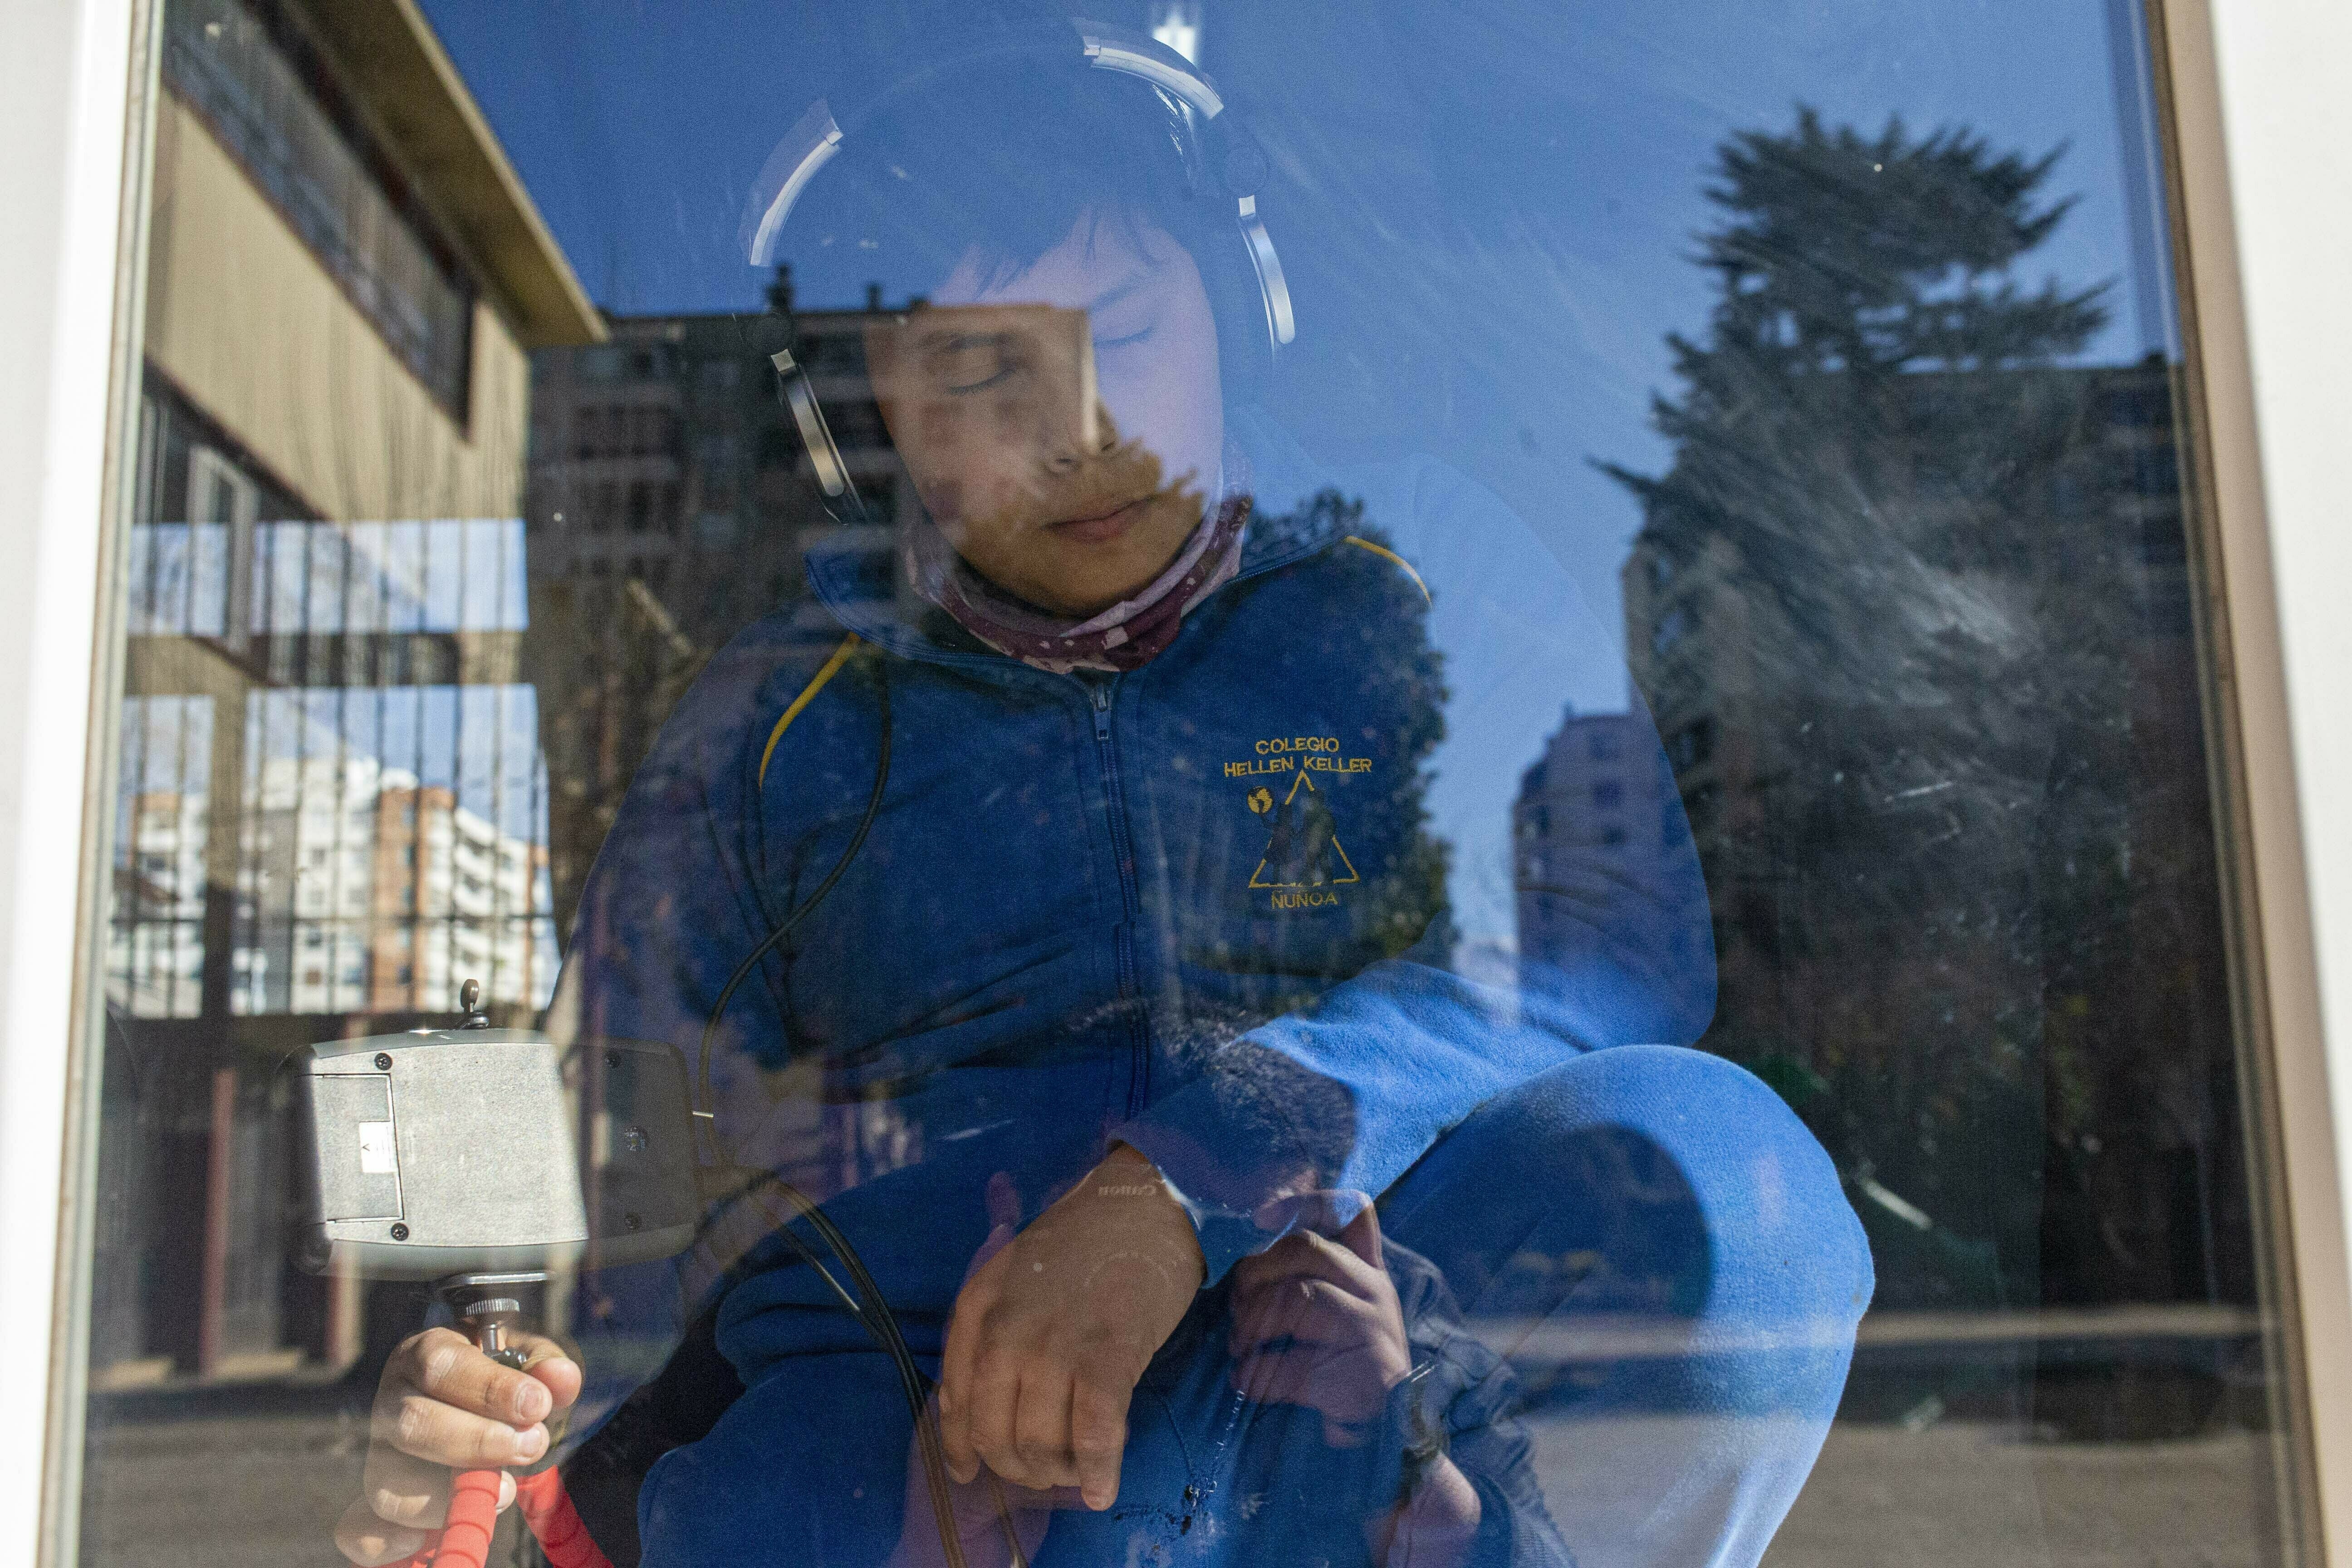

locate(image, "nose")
[[1042, 400, 1119, 476]]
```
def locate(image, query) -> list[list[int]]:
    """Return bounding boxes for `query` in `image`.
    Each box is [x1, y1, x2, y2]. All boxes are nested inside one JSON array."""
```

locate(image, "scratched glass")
[[64, 4, 2299, 1568]]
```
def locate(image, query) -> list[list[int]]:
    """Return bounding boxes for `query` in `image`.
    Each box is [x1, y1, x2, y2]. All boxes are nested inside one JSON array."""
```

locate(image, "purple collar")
[[904, 460, 1253, 675]]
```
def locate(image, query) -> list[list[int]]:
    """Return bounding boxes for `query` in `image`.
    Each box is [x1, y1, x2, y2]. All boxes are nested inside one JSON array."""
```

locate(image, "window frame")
[[2150, 0, 2352, 1560], [2, 0, 2350, 1564], [3, 1, 161, 1563]]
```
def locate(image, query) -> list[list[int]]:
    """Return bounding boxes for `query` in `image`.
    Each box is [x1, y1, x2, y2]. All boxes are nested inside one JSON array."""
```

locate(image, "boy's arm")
[[1126, 458, 1716, 1282]]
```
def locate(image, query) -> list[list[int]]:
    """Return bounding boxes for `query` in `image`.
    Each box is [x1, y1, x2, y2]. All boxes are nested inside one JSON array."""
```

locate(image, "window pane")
[[70, 5, 2302, 1568]]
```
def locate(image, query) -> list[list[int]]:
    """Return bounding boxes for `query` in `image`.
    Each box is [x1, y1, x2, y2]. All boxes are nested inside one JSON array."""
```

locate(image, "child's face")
[[867, 211, 1223, 617]]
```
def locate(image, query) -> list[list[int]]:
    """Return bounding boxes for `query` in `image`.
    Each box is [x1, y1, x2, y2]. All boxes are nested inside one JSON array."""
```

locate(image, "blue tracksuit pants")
[[637, 1045, 1874, 1567]]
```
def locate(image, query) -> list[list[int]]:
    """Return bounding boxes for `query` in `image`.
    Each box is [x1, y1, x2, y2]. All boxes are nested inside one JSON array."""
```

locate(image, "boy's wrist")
[[1092, 1143, 1207, 1279]]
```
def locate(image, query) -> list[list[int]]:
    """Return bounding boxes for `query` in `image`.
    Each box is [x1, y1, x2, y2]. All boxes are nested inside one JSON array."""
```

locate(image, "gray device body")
[[290, 1029, 701, 1281]]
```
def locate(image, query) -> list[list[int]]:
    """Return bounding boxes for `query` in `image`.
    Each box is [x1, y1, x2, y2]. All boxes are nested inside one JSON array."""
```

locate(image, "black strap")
[[558, 1303, 743, 1568]]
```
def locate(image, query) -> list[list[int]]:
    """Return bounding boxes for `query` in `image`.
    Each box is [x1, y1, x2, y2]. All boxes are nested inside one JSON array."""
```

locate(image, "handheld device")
[[296, 656, 1010, 1566], [290, 1000, 700, 1281], [291, 980, 700, 1568]]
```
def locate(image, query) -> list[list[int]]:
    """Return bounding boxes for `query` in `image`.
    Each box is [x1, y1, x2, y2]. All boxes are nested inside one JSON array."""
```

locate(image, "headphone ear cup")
[[1195, 207, 1277, 400]]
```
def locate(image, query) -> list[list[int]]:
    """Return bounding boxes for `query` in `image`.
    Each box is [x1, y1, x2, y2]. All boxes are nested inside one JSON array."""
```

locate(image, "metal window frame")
[[2151, 3, 2352, 1563], [0, 1, 2349, 1566], [0, 0, 160, 1563]]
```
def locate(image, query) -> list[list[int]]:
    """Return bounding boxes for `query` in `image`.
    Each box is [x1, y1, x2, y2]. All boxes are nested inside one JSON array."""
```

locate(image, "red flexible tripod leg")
[[388, 1468, 503, 1568], [358, 1275, 610, 1568], [514, 1466, 614, 1568], [385, 1465, 610, 1568]]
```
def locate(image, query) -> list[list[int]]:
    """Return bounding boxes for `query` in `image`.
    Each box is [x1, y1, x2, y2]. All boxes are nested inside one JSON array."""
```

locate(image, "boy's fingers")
[[985, 1171, 1022, 1232], [1071, 1377, 1128, 1510], [1228, 1232, 1313, 1291], [956, 1347, 1021, 1488], [374, 1385, 548, 1469], [1230, 1239, 1382, 1313], [1252, 1188, 1375, 1240], [939, 1398, 978, 1486], [359, 1443, 454, 1529], [1234, 1227, 1382, 1294], [1228, 1284, 1381, 1357], [389, 1327, 556, 1425], [334, 1498, 428, 1568], [511, 1332, 584, 1413], [937, 1275, 993, 1480], [1335, 1203, 1384, 1270], [349, 1460, 517, 1545], [1008, 1371, 1077, 1490]]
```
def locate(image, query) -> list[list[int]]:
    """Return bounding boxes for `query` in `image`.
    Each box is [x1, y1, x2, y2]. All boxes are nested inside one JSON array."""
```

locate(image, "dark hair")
[[789, 59, 1211, 291]]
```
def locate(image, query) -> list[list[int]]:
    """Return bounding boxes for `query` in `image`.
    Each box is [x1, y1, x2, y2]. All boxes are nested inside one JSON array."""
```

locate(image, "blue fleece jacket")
[[564, 417, 1714, 1314]]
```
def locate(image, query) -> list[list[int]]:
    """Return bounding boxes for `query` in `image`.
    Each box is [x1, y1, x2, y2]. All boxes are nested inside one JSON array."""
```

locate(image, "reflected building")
[[523, 282, 921, 938], [1620, 356, 2244, 1324], [232, 755, 554, 1018], [90, 0, 599, 1393], [1512, 706, 1680, 974], [108, 779, 211, 1019]]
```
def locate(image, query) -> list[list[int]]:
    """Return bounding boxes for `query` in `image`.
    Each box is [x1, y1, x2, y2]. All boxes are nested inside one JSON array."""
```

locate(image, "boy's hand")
[[333, 1328, 582, 1567], [1230, 1199, 1485, 1567], [1227, 1196, 1412, 1446], [938, 1145, 1204, 1509], [889, 1399, 1073, 1568], [891, 1182, 1068, 1568]]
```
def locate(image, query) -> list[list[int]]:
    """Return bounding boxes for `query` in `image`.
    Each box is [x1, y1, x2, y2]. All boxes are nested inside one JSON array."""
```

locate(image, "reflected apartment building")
[[524, 282, 926, 1203], [233, 753, 550, 1017], [93, 0, 599, 1387], [1511, 706, 1696, 990], [1567, 355, 2254, 1429]]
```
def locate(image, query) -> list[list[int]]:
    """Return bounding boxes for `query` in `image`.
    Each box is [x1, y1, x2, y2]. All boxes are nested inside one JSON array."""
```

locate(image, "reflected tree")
[[1607, 108, 2239, 1333]]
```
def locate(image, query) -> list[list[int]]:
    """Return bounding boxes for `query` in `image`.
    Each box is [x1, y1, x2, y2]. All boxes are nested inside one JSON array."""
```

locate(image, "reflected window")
[[64, 6, 2309, 1568]]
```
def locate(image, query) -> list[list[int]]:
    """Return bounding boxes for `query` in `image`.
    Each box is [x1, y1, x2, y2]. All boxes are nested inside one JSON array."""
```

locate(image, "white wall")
[[0, 0, 2344, 1564], [2193, 0, 2352, 1559], [2206, 5, 2352, 1224], [0, 0, 136, 1562]]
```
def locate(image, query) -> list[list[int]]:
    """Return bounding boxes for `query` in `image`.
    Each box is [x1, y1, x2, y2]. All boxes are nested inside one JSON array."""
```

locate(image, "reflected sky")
[[416, 1, 2171, 954], [422, 0, 2164, 677]]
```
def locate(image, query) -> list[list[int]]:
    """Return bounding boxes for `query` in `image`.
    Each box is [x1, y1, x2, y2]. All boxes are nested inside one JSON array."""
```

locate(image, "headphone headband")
[[1074, 22, 1223, 117], [740, 17, 1294, 353]]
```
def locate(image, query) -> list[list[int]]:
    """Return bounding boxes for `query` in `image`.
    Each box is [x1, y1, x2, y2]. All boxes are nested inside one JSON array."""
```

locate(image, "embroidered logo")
[[1248, 770, 1359, 905]]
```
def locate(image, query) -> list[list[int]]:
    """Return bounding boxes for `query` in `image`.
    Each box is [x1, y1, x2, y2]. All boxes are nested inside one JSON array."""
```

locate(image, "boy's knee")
[[1648, 1047, 1873, 1331], [1437, 1046, 1873, 1329], [637, 1359, 906, 1567]]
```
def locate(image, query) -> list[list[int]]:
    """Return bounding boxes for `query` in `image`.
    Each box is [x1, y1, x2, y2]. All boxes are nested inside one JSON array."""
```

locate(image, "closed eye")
[[946, 363, 1017, 393], [925, 332, 1023, 393]]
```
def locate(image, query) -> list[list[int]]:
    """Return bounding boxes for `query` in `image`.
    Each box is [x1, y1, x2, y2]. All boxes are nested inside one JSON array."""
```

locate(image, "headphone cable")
[[686, 653, 1029, 1568], [696, 655, 891, 1164]]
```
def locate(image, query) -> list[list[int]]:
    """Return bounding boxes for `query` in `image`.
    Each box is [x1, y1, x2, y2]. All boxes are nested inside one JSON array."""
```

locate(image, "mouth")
[[1045, 494, 1151, 544]]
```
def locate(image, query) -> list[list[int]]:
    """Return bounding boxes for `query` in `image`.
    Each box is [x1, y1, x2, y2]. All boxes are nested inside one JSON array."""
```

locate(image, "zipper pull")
[[1089, 680, 1112, 739]]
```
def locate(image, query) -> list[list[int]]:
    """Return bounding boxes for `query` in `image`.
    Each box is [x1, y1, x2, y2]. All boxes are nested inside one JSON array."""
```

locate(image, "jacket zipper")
[[1087, 676, 1148, 1117]]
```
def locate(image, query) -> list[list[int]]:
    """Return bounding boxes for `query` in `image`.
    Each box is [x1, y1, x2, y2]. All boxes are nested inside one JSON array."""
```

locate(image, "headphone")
[[737, 16, 1295, 521]]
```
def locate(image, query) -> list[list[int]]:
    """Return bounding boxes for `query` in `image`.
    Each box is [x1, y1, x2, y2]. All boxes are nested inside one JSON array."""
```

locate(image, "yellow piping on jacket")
[[1342, 535, 1431, 605], [759, 634, 861, 789]]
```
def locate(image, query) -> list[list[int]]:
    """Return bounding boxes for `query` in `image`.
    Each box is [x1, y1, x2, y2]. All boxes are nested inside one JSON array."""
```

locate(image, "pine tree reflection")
[[1596, 109, 2246, 1436]]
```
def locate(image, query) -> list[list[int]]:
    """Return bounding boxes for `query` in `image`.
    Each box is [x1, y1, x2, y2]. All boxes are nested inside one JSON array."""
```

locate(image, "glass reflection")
[[539, 27, 1850, 1568], [67, 5, 2298, 1568]]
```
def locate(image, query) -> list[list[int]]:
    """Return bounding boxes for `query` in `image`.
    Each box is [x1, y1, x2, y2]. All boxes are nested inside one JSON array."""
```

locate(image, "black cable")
[[714, 1165, 992, 1568], [685, 657, 1026, 1568], [696, 655, 892, 1166], [688, 1178, 863, 1323]]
